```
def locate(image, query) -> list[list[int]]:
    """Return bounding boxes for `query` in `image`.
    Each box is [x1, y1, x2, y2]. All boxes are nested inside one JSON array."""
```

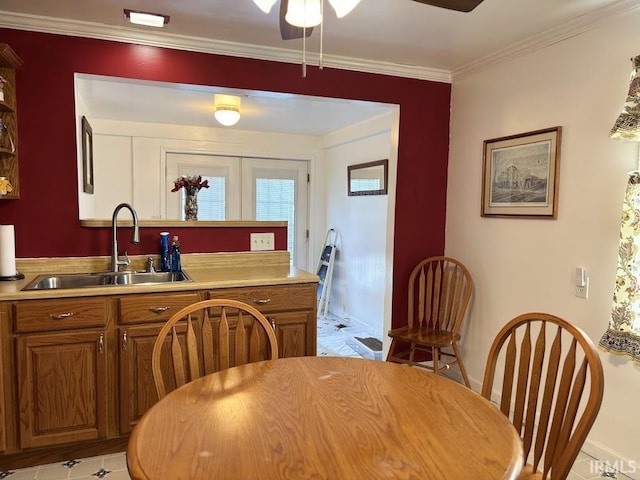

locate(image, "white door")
[[241, 158, 309, 269]]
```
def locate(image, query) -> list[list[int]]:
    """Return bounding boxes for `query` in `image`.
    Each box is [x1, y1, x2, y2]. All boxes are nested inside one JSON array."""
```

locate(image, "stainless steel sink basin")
[[22, 270, 192, 291]]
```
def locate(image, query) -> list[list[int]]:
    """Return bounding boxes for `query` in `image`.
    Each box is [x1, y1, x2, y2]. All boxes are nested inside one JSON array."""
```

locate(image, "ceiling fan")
[[255, 0, 485, 41]]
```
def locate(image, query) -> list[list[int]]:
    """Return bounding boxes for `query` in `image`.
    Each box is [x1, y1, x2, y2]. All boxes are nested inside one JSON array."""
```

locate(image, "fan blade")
[[411, 0, 483, 13], [280, 0, 314, 40]]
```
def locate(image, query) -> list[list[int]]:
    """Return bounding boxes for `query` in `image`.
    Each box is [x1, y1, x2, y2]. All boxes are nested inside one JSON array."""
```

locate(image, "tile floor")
[[0, 315, 634, 480]]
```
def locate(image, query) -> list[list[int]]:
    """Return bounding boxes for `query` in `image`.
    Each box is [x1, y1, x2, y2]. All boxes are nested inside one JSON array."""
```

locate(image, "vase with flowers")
[[171, 175, 209, 221]]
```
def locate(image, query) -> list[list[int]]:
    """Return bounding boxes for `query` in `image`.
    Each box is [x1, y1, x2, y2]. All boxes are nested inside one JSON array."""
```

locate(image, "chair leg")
[[432, 347, 440, 377], [408, 342, 416, 366], [452, 341, 470, 388], [386, 339, 397, 362]]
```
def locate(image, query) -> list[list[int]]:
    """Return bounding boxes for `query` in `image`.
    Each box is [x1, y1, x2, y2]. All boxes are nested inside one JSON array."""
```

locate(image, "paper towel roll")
[[0, 225, 17, 277]]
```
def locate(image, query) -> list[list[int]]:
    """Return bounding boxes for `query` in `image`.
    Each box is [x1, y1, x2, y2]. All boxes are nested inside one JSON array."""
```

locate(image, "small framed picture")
[[81, 116, 94, 194], [481, 126, 562, 219]]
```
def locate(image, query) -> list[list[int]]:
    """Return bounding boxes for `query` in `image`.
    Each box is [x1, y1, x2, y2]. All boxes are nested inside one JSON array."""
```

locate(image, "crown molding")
[[2, 1, 638, 86], [452, 0, 640, 81], [0, 11, 451, 83]]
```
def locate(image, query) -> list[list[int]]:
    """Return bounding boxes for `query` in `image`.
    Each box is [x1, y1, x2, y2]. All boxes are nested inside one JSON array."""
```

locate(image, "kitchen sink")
[[22, 270, 192, 291]]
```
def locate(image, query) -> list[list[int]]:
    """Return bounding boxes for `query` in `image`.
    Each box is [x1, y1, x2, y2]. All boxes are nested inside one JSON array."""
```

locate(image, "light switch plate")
[[250, 232, 275, 251]]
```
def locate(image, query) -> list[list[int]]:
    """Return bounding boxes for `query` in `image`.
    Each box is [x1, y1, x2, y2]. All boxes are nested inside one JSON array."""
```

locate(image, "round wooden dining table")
[[127, 356, 523, 480]]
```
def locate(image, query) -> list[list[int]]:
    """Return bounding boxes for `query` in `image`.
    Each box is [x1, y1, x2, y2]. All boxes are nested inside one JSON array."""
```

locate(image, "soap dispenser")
[[170, 235, 181, 273]]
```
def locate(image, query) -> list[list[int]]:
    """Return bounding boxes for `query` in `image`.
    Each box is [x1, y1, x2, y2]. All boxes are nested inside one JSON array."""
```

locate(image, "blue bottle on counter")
[[160, 232, 170, 272], [170, 235, 181, 273]]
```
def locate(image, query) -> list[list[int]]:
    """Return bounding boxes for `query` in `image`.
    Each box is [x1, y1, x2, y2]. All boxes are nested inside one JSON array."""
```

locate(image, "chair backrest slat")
[[249, 321, 261, 362], [416, 267, 426, 328], [521, 321, 547, 461], [500, 331, 517, 416], [202, 309, 215, 375], [152, 299, 279, 399], [171, 327, 186, 389], [186, 314, 200, 380], [430, 262, 443, 330], [481, 313, 604, 480], [218, 307, 230, 371], [512, 322, 532, 433], [235, 311, 247, 365]]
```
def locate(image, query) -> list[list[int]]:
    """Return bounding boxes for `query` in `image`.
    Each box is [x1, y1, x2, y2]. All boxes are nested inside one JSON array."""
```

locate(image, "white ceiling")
[[4, 0, 640, 134], [2, 0, 637, 75]]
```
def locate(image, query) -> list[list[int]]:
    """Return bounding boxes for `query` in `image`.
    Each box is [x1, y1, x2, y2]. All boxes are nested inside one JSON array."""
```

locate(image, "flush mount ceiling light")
[[123, 9, 170, 28], [214, 94, 241, 127]]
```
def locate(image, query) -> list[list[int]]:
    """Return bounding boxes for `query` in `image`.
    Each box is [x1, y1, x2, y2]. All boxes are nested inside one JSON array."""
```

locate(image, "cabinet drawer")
[[118, 292, 200, 324], [14, 298, 108, 333], [208, 283, 315, 313]]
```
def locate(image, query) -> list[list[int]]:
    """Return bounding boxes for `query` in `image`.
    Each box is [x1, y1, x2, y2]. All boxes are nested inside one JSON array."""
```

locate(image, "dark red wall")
[[0, 29, 451, 327]]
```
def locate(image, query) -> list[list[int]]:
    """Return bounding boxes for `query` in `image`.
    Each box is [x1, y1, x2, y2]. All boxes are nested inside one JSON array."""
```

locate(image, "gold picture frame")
[[481, 126, 562, 219], [81, 115, 94, 194]]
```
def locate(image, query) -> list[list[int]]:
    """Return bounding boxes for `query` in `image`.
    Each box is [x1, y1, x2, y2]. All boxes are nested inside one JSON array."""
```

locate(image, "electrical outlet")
[[250, 232, 275, 251], [575, 278, 589, 299]]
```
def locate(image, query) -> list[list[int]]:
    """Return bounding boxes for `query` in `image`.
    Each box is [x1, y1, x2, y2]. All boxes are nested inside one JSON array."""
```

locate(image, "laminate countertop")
[[0, 251, 318, 301]]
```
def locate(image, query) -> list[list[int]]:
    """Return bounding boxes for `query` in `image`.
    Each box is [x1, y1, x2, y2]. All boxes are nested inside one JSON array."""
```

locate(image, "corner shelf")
[[0, 43, 22, 200]]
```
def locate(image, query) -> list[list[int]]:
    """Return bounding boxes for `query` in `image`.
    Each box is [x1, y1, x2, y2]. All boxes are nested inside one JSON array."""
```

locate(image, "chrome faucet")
[[111, 203, 140, 272]]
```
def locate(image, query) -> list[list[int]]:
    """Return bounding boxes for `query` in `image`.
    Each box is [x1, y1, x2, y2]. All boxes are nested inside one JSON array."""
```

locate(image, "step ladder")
[[316, 228, 337, 318]]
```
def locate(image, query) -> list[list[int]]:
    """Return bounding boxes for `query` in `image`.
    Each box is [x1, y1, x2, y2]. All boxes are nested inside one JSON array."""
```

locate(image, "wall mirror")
[[348, 159, 388, 196]]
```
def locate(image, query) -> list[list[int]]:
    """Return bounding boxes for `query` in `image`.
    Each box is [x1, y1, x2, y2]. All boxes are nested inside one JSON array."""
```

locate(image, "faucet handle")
[[120, 251, 131, 267], [146, 257, 156, 273]]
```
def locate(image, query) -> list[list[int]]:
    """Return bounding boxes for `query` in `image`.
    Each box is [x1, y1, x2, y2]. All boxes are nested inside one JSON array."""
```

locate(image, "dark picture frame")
[[81, 115, 94, 194], [481, 126, 562, 219], [347, 159, 388, 196]]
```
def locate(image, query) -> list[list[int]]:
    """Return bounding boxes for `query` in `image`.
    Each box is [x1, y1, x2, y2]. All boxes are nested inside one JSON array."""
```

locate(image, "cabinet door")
[[118, 324, 189, 433], [16, 330, 107, 449], [0, 309, 6, 453], [269, 312, 315, 357], [118, 325, 159, 433]]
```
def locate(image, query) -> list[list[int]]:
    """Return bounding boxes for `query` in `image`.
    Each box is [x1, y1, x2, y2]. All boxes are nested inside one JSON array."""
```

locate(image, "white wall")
[[323, 112, 397, 338], [447, 12, 640, 471]]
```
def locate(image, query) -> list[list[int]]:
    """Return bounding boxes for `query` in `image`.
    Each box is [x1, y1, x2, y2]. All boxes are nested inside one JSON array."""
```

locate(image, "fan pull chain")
[[319, 0, 324, 70], [302, 25, 307, 77], [301, 0, 307, 77]]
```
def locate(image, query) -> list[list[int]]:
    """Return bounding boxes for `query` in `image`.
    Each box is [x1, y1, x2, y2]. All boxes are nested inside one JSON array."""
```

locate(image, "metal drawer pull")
[[50, 312, 74, 319], [150, 306, 171, 313], [98, 333, 104, 355], [253, 299, 272, 305], [122, 331, 128, 351]]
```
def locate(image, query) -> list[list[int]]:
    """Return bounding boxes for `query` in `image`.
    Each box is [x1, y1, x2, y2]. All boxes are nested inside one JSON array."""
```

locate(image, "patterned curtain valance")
[[610, 55, 640, 141]]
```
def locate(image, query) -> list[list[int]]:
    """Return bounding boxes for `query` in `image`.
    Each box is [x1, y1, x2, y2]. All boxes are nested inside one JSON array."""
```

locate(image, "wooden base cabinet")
[[0, 280, 317, 468], [16, 330, 108, 449], [117, 291, 200, 433], [208, 283, 317, 357], [13, 297, 110, 450]]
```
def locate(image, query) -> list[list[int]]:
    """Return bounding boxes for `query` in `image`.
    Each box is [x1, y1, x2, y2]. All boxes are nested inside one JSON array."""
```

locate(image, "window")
[[166, 153, 309, 268]]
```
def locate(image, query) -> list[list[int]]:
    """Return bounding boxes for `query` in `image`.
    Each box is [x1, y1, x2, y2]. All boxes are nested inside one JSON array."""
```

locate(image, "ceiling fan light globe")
[[214, 107, 240, 127], [252, 0, 278, 14], [327, 0, 361, 18], [285, 0, 323, 28]]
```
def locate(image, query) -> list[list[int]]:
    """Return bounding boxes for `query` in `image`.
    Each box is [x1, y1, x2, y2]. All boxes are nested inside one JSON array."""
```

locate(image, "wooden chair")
[[386, 256, 472, 387], [481, 313, 604, 480], [152, 299, 278, 399]]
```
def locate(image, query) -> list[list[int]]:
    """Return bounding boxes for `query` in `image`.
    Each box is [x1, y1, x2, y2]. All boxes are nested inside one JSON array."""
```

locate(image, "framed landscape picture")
[[481, 126, 562, 219]]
